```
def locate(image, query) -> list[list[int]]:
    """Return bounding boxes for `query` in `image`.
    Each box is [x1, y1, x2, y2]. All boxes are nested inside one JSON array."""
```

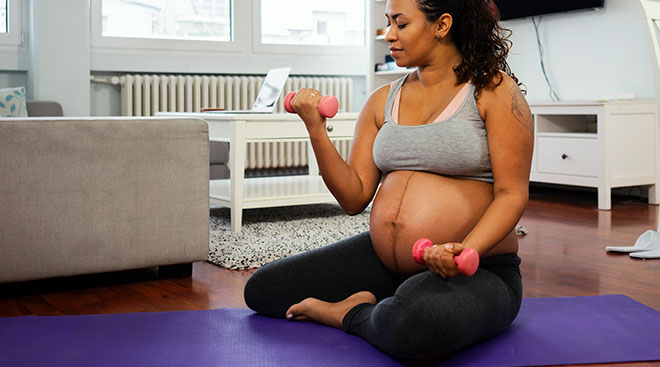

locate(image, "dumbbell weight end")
[[412, 238, 479, 277], [283, 92, 338, 118]]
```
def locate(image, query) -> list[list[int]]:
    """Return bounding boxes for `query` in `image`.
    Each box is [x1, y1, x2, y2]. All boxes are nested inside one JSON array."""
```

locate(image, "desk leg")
[[230, 121, 247, 233], [598, 185, 612, 210], [307, 141, 319, 176], [597, 112, 611, 211]]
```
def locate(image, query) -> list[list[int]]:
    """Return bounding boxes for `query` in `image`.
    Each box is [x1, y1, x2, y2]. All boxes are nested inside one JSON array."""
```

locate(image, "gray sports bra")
[[372, 74, 493, 183]]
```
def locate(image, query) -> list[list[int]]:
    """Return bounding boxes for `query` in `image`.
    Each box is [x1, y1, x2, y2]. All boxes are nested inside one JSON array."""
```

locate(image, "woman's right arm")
[[290, 86, 389, 215]]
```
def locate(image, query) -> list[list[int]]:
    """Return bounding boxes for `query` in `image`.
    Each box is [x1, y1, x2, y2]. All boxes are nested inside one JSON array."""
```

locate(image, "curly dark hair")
[[415, 0, 522, 94]]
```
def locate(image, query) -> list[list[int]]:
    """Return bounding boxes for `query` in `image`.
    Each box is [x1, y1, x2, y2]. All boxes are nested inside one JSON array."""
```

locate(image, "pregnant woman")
[[244, 0, 533, 361]]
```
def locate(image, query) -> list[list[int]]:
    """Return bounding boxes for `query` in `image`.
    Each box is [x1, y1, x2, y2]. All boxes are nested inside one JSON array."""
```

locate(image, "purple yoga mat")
[[443, 294, 660, 366], [1, 295, 659, 367]]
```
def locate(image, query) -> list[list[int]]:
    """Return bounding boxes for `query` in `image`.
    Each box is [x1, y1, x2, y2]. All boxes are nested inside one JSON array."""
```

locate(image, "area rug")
[[208, 203, 370, 269]]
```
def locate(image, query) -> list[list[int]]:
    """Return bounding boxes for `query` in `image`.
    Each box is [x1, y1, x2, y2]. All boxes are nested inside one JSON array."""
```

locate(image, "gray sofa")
[[26, 100, 64, 117], [0, 116, 210, 283]]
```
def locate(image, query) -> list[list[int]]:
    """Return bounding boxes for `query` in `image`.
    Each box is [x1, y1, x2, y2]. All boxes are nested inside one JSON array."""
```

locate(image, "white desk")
[[529, 100, 659, 210], [157, 112, 359, 232]]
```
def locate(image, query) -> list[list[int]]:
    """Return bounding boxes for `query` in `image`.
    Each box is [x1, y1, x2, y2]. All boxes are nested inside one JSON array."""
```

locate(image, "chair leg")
[[158, 263, 193, 279]]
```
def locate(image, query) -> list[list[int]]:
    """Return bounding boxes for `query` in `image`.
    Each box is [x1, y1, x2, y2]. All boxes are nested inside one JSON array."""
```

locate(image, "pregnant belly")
[[369, 171, 495, 274]]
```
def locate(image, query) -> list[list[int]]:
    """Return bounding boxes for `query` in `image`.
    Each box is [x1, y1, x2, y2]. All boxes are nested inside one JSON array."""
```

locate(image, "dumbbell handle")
[[412, 238, 479, 276], [284, 92, 339, 118]]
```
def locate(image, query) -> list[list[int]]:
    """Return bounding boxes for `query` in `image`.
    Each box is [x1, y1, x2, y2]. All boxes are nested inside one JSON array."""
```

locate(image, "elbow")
[[336, 185, 375, 216], [495, 189, 529, 213], [343, 204, 367, 217], [340, 200, 370, 216]]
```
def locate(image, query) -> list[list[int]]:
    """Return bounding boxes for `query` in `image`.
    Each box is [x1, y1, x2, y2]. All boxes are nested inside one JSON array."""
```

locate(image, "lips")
[[390, 48, 403, 57]]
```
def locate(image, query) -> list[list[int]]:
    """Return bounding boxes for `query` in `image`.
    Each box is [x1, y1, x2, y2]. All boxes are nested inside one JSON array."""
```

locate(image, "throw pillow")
[[0, 86, 28, 117]]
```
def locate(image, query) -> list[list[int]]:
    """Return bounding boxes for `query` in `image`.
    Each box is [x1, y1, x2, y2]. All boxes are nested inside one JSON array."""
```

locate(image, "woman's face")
[[385, 0, 442, 67]]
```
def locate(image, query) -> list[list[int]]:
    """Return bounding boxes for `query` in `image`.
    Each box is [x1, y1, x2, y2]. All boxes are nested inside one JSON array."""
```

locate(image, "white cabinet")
[[529, 101, 659, 210], [536, 135, 600, 177]]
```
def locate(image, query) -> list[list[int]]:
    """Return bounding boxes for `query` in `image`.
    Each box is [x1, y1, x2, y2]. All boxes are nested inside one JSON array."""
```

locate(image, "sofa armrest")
[[0, 117, 210, 283]]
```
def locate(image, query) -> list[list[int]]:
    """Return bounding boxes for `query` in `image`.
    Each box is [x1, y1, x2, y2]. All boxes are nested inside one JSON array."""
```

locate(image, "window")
[[0, 0, 20, 47], [0, 0, 7, 33], [101, 0, 232, 42], [260, 0, 364, 47]]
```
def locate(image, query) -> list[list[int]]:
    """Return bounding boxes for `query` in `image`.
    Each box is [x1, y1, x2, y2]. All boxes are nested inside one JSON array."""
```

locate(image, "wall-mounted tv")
[[494, 0, 605, 21]]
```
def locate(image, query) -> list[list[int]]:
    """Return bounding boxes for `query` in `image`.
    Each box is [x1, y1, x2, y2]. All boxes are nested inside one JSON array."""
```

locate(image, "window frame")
[[0, 0, 23, 48], [89, 0, 368, 74], [251, 0, 367, 56], [90, 0, 246, 53]]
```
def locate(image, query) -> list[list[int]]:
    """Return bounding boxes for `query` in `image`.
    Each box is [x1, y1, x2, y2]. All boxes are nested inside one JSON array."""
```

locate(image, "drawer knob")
[[561, 153, 568, 160], [326, 124, 334, 132]]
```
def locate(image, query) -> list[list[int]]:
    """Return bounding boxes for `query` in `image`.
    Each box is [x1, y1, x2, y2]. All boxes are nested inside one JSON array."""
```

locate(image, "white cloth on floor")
[[630, 248, 660, 259], [605, 230, 660, 253]]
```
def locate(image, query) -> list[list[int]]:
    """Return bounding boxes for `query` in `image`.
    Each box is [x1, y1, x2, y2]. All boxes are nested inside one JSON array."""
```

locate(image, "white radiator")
[[118, 74, 354, 170]]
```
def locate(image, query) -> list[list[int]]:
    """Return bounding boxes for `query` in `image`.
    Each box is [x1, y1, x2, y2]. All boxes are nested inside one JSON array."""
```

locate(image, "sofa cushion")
[[26, 100, 64, 117], [0, 86, 28, 117]]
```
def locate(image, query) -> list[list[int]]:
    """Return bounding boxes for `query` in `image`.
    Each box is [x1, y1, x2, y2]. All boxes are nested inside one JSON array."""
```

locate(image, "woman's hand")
[[289, 88, 326, 136], [422, 242, 466, 278]]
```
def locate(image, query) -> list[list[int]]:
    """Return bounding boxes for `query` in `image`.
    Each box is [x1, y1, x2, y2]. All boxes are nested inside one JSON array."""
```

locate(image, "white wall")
[[504, 0, 654, 102], [28, 0, 90, 116], [0, 0, 656, 115], [0, 71, 27, 89]]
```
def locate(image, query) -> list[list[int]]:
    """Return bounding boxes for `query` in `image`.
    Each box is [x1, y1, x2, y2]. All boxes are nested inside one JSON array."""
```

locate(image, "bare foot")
[[286, 291, 377, 329]]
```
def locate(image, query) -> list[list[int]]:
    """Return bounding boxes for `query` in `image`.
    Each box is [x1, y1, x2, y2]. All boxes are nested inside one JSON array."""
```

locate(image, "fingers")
[[423, 243, 463, 278], [442, 242, 464, 256], [290, 88, 321, 112], [290, 88, 326, 131]]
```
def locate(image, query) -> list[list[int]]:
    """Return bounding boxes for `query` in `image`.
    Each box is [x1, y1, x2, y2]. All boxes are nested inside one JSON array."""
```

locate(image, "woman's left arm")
[[463, 75, 534, 255]]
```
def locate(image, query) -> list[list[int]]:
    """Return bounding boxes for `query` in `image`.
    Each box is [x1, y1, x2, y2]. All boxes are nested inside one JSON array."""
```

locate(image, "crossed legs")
[[243, 231, 522, 361]]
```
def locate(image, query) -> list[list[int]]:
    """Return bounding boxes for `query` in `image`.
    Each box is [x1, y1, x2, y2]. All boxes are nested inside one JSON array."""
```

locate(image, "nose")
[[384, 25, 396, 42]]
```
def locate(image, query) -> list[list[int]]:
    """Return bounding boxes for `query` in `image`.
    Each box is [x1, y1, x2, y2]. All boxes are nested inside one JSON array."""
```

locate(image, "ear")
[[434, 13, 453, 39]]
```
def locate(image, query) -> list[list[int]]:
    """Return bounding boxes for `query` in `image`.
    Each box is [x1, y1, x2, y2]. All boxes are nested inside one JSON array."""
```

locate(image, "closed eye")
[[385, 22, 406, 29], [385, 12, 406, 29]]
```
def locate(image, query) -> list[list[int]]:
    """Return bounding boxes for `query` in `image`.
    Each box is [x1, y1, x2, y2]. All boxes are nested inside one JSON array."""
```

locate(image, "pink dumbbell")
[[412, 238, 480, 276], [284, 92, 339, 118]]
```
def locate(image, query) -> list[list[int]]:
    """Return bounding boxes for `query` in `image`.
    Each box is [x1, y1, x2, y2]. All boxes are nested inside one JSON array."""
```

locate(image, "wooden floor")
[[1, 185, 659, 366]]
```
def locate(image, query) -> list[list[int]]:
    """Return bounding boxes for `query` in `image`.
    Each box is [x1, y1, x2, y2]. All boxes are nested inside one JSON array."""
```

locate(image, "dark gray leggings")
[[243, 231, 522, 361]]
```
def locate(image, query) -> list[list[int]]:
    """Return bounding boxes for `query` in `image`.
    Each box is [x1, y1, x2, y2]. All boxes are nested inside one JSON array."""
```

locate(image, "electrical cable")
[[532, 16, 560, 101]]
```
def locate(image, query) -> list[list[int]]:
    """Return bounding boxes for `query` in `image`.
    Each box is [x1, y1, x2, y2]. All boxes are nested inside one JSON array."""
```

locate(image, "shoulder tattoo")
[[510, 85, 534, 136]]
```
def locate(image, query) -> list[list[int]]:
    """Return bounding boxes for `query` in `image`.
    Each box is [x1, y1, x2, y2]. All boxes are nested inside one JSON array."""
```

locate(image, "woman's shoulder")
[[363, 84, 391, 113], [354, 84, 391, 129], [368, 74, 409, 106], [372, 83, 392, 99], [490, 71, 520, 94], [360, 74, 409, 125], [479, 72, 526, 108], [477, 71, 532, 128]]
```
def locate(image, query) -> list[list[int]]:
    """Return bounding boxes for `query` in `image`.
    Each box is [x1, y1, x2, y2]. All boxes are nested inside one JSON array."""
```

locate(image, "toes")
[[285, 308, 305, 321], [288, 314, 309, 322], [286, 306, 301, 320], [286, 298, 314, 321]]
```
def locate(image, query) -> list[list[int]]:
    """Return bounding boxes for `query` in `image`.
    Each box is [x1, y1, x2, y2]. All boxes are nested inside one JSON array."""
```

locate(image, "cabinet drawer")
[[324, 120, 356, 138], [537, 136, 599, 177]]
